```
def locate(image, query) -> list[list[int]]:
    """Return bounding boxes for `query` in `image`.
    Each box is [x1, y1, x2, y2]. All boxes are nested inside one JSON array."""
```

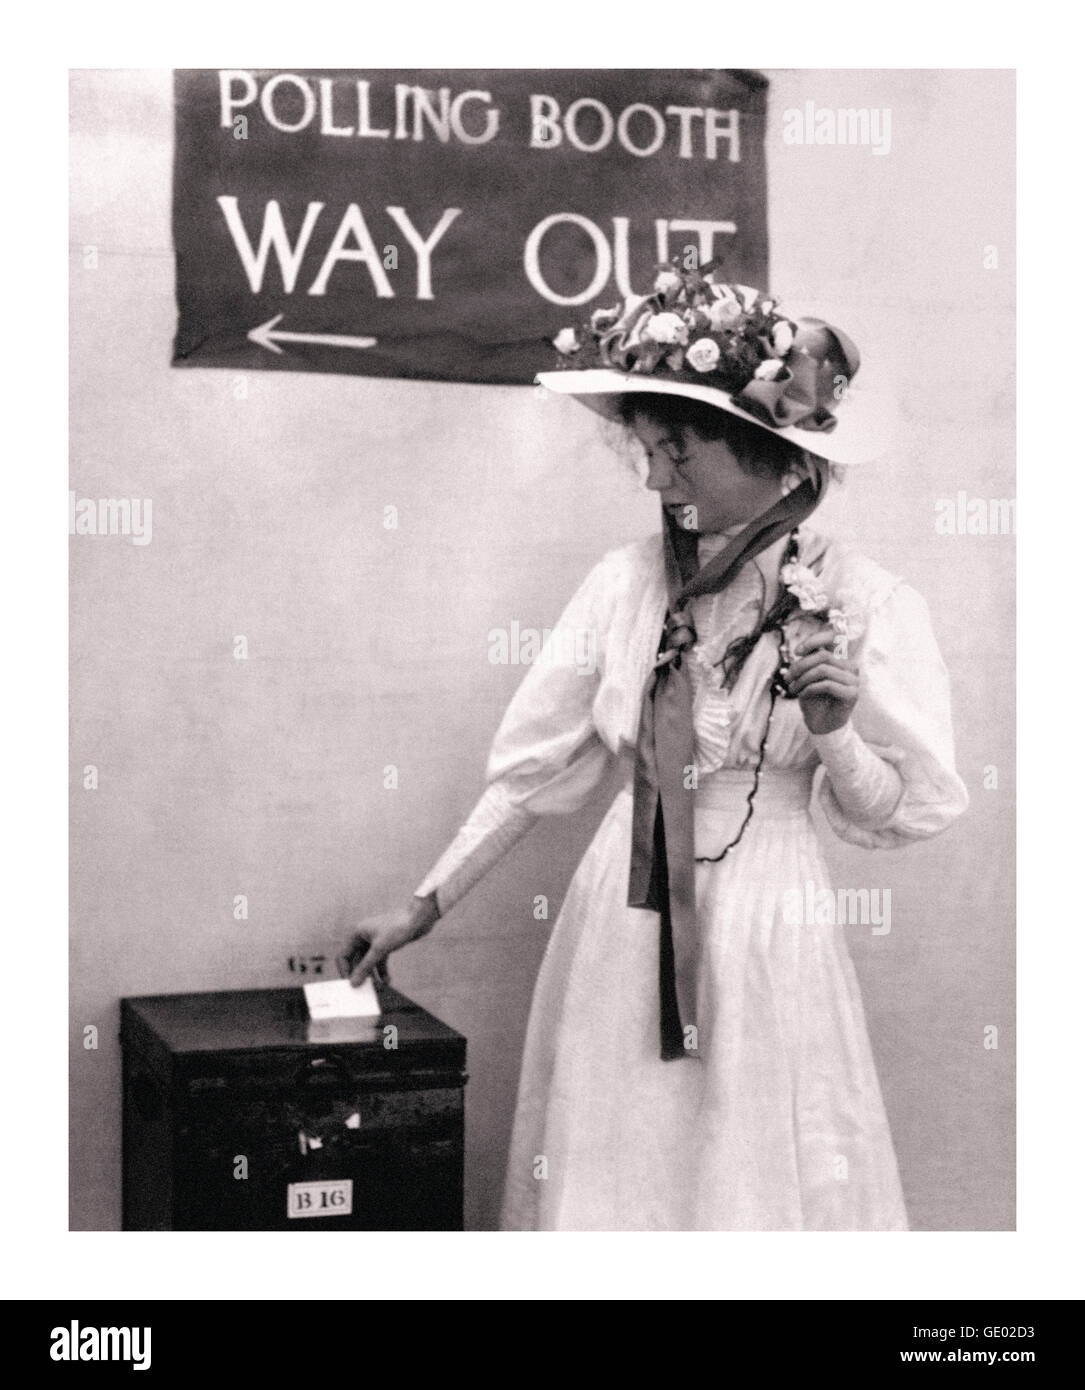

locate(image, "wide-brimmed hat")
[[535, 267, 880, 467]]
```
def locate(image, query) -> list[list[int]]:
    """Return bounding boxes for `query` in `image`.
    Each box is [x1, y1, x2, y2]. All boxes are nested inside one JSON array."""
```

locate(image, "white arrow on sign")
[[248, 314, 378, 356]]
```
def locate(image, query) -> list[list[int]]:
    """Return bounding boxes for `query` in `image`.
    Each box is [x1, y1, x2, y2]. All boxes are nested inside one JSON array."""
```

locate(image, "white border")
[[5, 0, 1078, 1302]]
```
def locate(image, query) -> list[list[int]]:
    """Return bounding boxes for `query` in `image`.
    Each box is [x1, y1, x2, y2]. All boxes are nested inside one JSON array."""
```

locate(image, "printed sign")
[[172, 68, 768, 384]]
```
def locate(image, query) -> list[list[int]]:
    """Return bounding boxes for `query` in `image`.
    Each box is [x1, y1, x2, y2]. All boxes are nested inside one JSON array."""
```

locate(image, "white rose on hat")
[[685, 338, 721, 373], [643, 312, 689, 346], [706, 285, 743, 330]]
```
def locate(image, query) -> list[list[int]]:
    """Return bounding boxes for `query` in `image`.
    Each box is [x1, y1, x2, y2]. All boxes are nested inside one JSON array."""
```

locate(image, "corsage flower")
[[826, 587, 866, 647], [781, 561, 829, 612], [779, 563, 865, 656], [828, 606, 864, 642]]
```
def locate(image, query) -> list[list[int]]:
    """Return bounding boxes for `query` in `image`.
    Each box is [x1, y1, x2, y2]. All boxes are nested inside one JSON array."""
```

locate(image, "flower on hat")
[[547, 257, 858, 444], [643, 312, 688, 346], [590, 304, 621, 333], [686, 338, 721, 373], [707, 293, 743, 330], [552, 261, 792, 396]]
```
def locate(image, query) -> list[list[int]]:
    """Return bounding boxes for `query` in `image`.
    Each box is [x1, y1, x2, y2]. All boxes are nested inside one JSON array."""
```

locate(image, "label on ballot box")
[[287, 1178, 354, 1219]]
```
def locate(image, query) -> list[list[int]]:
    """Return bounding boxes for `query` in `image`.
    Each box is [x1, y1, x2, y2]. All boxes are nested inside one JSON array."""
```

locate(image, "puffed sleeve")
[[413, 550, 619, 914], [813, 579, 969, 849]]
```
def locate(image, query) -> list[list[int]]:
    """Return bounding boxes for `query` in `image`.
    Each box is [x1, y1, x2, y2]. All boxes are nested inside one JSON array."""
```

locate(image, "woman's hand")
[[783, 626, 860, 735], [346, 893, 440, 986]]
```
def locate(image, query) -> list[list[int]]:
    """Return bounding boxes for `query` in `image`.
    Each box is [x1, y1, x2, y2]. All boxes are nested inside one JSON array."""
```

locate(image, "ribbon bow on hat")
[[734, 319, 861, 435]]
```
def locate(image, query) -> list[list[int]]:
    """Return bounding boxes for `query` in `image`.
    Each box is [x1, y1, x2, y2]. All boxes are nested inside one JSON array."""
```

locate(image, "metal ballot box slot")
[[121, 985, 467, 1231]]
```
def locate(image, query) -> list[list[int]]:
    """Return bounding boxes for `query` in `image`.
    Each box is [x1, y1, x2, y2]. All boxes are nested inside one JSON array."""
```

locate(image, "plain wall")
[[70, 68, 1014, 1231]]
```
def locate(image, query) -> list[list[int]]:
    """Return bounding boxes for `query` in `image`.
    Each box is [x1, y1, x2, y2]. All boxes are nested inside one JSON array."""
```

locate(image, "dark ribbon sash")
[[628, 460, 831, 1060]]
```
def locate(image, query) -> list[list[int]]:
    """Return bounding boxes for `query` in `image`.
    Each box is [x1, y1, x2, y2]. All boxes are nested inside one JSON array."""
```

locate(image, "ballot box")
[[121, 984, 467, 1231]]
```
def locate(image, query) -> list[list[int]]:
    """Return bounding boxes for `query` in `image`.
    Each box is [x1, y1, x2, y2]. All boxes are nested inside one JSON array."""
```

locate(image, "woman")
[[347, 270, 969, 1230]]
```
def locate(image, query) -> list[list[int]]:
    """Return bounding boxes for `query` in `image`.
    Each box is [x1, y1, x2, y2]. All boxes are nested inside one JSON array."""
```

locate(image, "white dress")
[[415, 525, 969, 1231]]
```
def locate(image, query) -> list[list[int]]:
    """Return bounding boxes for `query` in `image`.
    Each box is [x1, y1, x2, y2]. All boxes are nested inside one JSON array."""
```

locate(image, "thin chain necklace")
[[694, 528, 801, 865]]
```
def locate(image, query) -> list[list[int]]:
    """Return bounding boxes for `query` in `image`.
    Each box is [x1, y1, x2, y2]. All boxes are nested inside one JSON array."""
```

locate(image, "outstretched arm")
[[348, 548, 621, 982]]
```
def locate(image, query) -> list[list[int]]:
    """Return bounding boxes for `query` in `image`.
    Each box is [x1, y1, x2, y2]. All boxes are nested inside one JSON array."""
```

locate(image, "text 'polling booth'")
[[172, 69, 768, 383]]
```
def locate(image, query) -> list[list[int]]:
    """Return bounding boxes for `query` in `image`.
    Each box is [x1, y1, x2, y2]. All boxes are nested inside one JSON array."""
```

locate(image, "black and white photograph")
[[70, 63, 1013, 1238], [6, 5, 1080, 1340]]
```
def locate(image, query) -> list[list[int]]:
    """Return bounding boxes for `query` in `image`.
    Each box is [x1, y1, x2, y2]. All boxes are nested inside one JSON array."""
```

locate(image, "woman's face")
[[631, 409, 782, 534]]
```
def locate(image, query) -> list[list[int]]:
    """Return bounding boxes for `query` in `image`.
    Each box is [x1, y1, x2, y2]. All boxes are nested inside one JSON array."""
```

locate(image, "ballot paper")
[[303, 976, 381, 1021]]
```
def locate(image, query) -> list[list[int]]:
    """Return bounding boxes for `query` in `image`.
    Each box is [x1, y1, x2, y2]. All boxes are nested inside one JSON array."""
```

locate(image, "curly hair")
[[615, 392, 828, 483]]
